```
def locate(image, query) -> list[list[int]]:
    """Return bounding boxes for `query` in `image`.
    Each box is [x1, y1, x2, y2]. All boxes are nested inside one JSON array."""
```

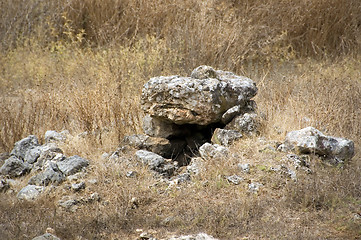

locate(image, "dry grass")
[[0, 0, 360, 239]]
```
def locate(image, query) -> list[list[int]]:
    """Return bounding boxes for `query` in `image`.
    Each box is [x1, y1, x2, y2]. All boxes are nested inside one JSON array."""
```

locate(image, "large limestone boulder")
[[283, 127, 354, 164], [141, 66, 257, 125]]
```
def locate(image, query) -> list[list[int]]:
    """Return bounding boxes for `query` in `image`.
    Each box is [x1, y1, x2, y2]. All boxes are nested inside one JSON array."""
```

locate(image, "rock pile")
[[279, 126, 354, 165], [125, 65, 259, 170], [0, 131, 90, 200]]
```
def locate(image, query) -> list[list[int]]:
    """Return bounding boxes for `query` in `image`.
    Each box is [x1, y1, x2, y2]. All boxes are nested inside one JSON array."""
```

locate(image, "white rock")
[[17, 185, 45, 201]]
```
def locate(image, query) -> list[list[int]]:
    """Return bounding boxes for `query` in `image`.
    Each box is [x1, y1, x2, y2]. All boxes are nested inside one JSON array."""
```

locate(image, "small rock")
[[88, 192, 100, 202], [135, 150, 165, 170], [71, 182, 85, 191], [211, 128, 242, 146], [58, 197, 78, 211], [199, 143, 229, 159], [286, 154, 310, 169], [172, 173, 191, 184], [187, 157, 205, 175], [238, 163, 250, 173], [226, 112, 259, 135], [32, 233, 61, 240], [0, 178, 10, 192], [248, 182, 263, 193], [57, 155, 89, 176], [139, 231, 157, 240], [226, 175, 243, 185], [124, 134, 184, 158], [143, 114, 183, 138], [87, 178, 98, 185], [17, 185, 45, 201], [126, 171, 138, 178], [221, 105, 242, 124], [44, 130, 66, 143], [168, 233, 219, 240], [190, 65, 217, 79]]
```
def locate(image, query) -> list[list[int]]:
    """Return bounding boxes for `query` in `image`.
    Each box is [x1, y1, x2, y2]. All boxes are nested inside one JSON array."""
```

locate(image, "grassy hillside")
[[0, 0, 360, 239]]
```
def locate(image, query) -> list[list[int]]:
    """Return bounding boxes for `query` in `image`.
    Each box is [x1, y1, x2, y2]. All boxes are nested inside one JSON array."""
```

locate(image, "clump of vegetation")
[[0, 0, 360, 239]]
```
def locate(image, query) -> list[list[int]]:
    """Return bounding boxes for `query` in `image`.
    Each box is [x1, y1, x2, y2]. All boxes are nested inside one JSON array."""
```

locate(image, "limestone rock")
[[10, 135, 40, 160], [135, 150, 166, 170], [0, 178, 10, 192], [238, 163, 250, 173], [143, 114, 183, 138], [124, 134, 185, 158], [248, 182, 263, 193], [226, 112, 259, 135], [32, 233, 61, 240], [187, 157, 205, 175], [17, 185, 45, 201], [168, 233, 218, 240], [226, 175, 243, 185], [0, 156, 31, 177], [221, 100, 257, 124], [284, 127, 354, 163], [199, 143, 229, 159], [190, 65, 217, 79], [44, 130, 66, 143], [211, 128, 242, 146], [141, 66, 257, 125], [221, 105, 242, 124], [28, 162, 65, 186], [57, 155, 89, 176], [135, 150, 177, 176]]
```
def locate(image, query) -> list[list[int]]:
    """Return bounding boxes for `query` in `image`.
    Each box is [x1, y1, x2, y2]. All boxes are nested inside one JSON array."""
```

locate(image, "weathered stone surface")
[[17, 185, 45, 201], [10, 135, 40, 160], [0, 178, 10, 192], [57, 155, 89, 176], [221, 100, 257, 124], [143, 114, 183, 138], [187, 157, 205, 175], [211, 128, 242, 146], [226, 175, 244, 185], [141, 66, 257, 125], [248, 182, 263, 193], [190, 65, 218, 79], [168, 233, 218, 240], [135, 150, 165, 170], [28, 162, 64, 186], [238, 163, 250, 173], [24, 146, 43, 164], [58, 196, 79, 212], [124, 134, 186, 158], [71, 181, 85, 191], [284, 127, 354, 163], [199, 143, 229, 159], [226, 112, 258, 134], [0, 156, 31, 177], [44, 130, 66, 143], [32, 233, 61, 240], [221, 105, 242, 124]]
